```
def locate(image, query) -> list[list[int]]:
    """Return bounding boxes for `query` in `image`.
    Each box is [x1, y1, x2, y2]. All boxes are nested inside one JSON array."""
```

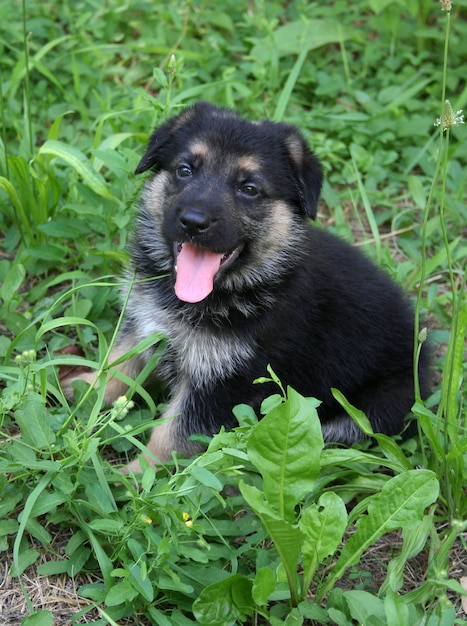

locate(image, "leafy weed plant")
[[0, 0, 466, 624]]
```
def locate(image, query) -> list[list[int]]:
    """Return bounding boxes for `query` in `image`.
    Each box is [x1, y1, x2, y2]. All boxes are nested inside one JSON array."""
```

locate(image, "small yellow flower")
[[182, 512, 193, 527]]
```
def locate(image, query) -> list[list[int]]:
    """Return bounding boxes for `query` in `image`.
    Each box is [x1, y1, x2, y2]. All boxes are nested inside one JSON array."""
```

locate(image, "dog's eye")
[[176, 164, 192, 178], [240, 184, 259, 197]]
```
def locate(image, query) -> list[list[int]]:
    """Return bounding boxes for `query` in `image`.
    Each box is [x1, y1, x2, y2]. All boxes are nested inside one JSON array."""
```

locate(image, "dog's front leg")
[[61, 337, 147, 406], [123, 417, 181, 473], [124, 380, 206, 473]]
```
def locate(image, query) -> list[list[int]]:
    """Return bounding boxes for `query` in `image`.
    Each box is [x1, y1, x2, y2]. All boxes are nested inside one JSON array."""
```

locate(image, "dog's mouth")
[[173, 242, 243, 303]]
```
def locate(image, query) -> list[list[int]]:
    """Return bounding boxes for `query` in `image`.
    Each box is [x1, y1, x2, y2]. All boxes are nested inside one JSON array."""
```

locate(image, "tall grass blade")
[[38, 140, 115, 200]]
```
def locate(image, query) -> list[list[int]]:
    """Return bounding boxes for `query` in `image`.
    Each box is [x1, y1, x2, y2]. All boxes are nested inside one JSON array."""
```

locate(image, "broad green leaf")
[[93, 133, 134, 171], [26, 242, 71, 262], [87, 519, 124, 534], [297, 600, 329, 622], [65, 531, 88, 556], [66, 545, 92, 576], [93, 148, 130, 174], [96, 132, 135, 153], [240, 482, 302, 604], [105, 579, 138, 606], [24, 517, 52, 546], [37, 217, 90, 238], [84, 475, 118, 516], [147, 606, 177, 626], [78, 582, 107, 602], [383, 588, 411, 625], [252, 19, 356, 60], [344, 590, 385, 623], [282, 608, 305, 625], [231, 576, 255, 618], [158, 573, 194, 595], [2, 440, 58, 471], [252, 567, 276, 606], [319, 470, 439, 599], [14, 394, 56, 449], [38, 139, 114, 200], [247, 387, 322, 521], [180, 545, 209, 564], [153, 67, 169, 88], [126, 539, 146, 562], [191, 466, 223, 491], [0, 263, 25, 303], [326, 608, 351, 626], [232, 402, 258, 426], [29, 492, 67, 517], [0, 519, 20, 535], [128, 562, 154, 602], [192, 574, 253, 626], [0, 335, 11, 357], [37, 560, 70, 576], [141, 465, 156, 493], [10, 546, 40, 576], [20, 610, 53, 626], [300, 491, 347, 591]]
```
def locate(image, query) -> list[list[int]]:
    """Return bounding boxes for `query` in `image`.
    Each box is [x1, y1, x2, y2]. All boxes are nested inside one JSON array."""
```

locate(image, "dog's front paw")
[[57, 345, 98, 399], [121, 456, 150, 475], [58, 348, 130, 405]]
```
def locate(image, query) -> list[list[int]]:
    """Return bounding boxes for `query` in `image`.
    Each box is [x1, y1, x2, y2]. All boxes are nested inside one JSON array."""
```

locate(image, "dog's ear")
[[134, 117, 177, 175], [135, 106, 198, 175], [135, 103, 216, 175], [284, 130, 323, 219]]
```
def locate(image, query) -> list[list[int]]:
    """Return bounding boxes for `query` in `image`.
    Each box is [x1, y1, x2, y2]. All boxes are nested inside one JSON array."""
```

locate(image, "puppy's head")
[[135, 102, 323, 303], [136, 101, 323, 218]]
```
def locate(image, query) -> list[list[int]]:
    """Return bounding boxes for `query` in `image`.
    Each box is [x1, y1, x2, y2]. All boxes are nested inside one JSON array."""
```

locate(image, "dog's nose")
[[179, 208, 212, 236]]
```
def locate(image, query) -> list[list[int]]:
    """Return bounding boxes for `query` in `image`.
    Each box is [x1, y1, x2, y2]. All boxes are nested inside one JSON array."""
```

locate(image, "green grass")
[[0, 0, 466, 624]]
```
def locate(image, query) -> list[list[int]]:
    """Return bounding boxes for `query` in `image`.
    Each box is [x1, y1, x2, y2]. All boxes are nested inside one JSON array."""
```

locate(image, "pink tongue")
[[175, 243, 223, 303]]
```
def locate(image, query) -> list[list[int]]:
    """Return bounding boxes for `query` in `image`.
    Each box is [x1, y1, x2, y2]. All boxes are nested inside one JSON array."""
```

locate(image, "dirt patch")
[[0, 553, 98, 625]]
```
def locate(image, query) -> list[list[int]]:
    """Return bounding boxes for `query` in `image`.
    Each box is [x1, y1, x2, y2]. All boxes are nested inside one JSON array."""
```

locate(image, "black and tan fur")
[[64, 102, 430, 471]]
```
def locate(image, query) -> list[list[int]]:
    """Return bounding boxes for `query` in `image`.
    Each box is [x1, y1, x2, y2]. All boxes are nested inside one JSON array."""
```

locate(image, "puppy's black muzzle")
[[163, 190, 241, 252], [179, 207, 213, 237]]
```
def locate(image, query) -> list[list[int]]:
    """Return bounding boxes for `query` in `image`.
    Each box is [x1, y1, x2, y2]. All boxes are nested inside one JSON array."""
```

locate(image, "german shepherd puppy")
[[64, 102, 430, 470]]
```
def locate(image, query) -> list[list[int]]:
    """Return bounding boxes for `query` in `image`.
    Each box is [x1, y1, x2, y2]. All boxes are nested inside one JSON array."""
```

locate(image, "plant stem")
[[22, 0, 34, 156]]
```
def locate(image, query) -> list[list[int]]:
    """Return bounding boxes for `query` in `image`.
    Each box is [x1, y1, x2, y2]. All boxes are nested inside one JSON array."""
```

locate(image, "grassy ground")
[[0, 0, 466, 624]]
